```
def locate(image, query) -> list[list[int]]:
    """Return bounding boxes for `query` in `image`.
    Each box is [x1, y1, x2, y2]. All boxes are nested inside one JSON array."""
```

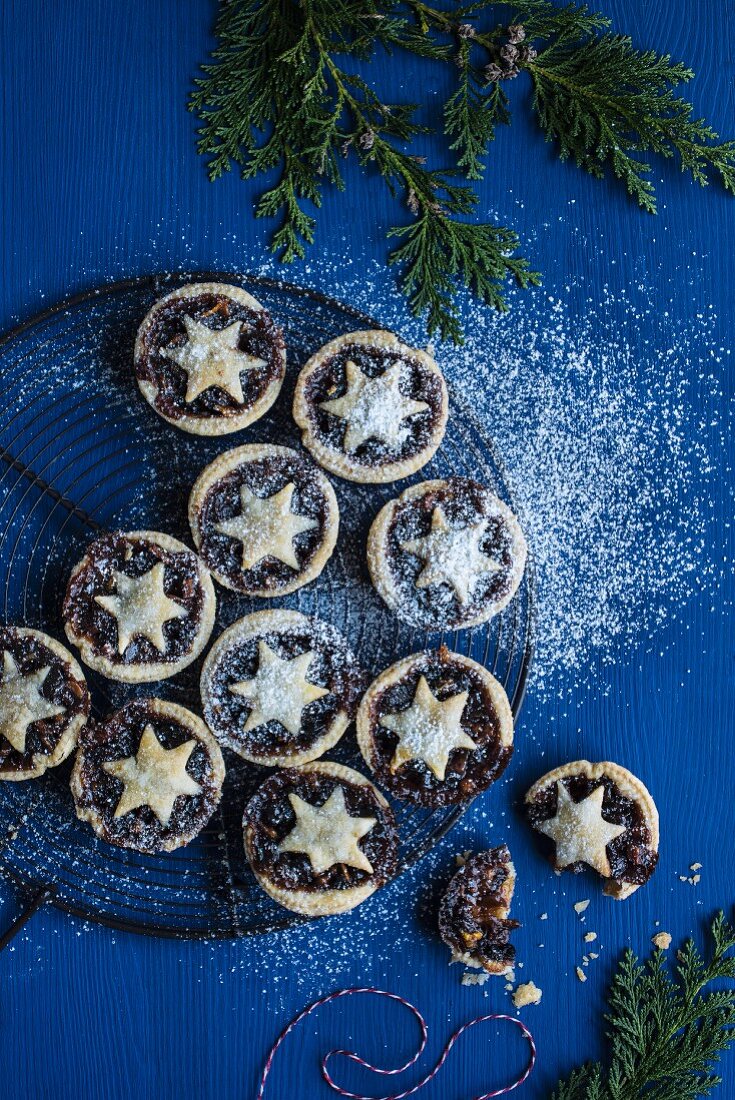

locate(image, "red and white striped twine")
[[257, 986, 536, 1100]]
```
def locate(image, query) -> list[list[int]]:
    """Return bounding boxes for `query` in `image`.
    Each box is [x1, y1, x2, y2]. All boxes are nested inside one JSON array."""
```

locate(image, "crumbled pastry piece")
[[584, 931, 597, 942], [588, 951, 599, 959], [574, 899, 590, 914], [462, 971, 490, 987], [512, 981, 542, 1008], [652, 932, 672, 950], [439, 846, 519, 975], [525, 760, 659, 900], [576, 967, 587, 983], [540, 912, 548, 920], [690, 862, 702, 871]]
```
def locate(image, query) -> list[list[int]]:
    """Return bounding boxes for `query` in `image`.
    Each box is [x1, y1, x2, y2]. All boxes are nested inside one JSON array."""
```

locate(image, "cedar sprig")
[[190, 0, 734, 343], [552, 911, 735, 1100]]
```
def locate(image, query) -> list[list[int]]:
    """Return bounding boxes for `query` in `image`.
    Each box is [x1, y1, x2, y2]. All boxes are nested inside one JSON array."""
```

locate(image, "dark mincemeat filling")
[[439, 847, 519, 969], [63, 533, 206, 666], [244, 769, 396, 893], [0, 628, 89, 772], [135, 292, 285, 421], [526, 775, 658, 885], [303, 343, 443, 465], [368, 650, 513, 807], [204, 628, 365, 757], [75, 701, 218, 851], [385, 478, 520, 629], [196, 455, 332, 591]]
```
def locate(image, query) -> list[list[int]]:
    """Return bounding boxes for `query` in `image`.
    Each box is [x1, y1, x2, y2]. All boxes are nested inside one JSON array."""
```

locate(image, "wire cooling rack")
[[0, 273, 535, 939]]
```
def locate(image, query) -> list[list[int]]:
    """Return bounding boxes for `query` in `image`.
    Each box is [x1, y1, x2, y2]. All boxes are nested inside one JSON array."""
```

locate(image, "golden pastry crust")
[[0, 627, 89, 781], [188, 444, 339, 596], [135, 281, 286, 436], [293, 330, 448, 483], [200, 610, 364, 767], [243, 761, 397, 916], [367, 478, 527, 630], [525, 760, 659, 900], [63, 530, 216, 684]]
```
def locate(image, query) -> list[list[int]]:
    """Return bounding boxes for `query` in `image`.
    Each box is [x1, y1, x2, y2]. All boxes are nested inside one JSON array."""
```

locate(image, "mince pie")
[[367, 477, 527, 630], [357, 646, 513, 807], [525, 760, 659, 899], [134, 281, 286, 436], [189, 443, 339, 596], [439, 847, 519, 974], [71, 698, 225, 853], [0, 626, 90, 780], [243, 761, 397, 916], [201, 610, 365, 767], [292, 330, 448, 483], [63, 530, 216, 683]]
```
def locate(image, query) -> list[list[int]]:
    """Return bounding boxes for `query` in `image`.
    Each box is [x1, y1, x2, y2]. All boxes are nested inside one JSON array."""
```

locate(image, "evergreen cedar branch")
[[190, 0, 735, 344], [553, 911, 735, 1100]]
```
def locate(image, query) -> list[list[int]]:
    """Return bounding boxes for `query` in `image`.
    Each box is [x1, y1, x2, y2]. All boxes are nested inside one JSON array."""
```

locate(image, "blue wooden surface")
[[1, 1, 734, 1098]]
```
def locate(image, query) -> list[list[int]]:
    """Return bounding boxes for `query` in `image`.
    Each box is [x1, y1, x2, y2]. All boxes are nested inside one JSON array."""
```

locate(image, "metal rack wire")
[[0, 273, 535, 939]]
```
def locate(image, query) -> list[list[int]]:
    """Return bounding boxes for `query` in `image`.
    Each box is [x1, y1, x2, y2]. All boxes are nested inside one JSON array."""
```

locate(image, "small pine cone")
[[457, 22, 475, 39], [358, 130, 375, 150], [407, 189, 420, 214], [500, 43, 519, 64], [508, 24, 526, 44], [484, 62, 504, 82]]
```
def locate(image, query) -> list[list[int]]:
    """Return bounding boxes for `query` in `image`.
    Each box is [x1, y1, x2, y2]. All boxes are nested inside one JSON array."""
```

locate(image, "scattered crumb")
[[505, 969, 516, 984], [652, 932, 672, 950], [582, 955, 589, 966], [512, 981, 542, 1008], [504, 982, 514, 991], [691, 874, 701, 885], [461, 970, 490, 986], [584, 932, 597, 943], [575, 967, 587, 983], [679, 875, 688, 882], [690, 862, 702, 872], [540, 913, 548, 920], [574, 900, 590, 915], [588, 952, 599, 960]]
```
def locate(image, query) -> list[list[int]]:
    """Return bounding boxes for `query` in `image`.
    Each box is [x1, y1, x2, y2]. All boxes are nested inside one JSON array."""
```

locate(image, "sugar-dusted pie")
[[439, 847, 519, 974], [189, 443, 339, 596], [243, 761, 397, 916], [525, 760, 659, 899], [201, 610, 365, 767], [367, 477, 527, 631], [134, 281, 286, 436], [63, 530, 216, 683], [71, 698, 225, 853], [356, 646, 513, 807], [292, 330, 448, 483], [0, 626, 90, 780]]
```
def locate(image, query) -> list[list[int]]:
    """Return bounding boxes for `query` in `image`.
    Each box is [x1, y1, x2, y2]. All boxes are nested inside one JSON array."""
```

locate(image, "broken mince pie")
[[63, 530, 216, 683], [525, 760, 659, 900], [357, 646, 513, 807], [134, 281, 286, 436], [439, 847, 519, 974], [189, 443, 339, 596], [0, 626, 90, 780], [201, 610, 365, 767], [71, 698, 225, 853], [292, 330, 448, 483], [367, 477, 527, 631], [243, 761, 397, 916]]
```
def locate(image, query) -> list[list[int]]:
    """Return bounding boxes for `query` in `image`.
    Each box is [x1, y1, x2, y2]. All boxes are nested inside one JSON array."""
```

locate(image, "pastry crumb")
[[575, 967, 587, 983], [652, 932, 672, 950], [574, 899, 590, 914], [512, 981, 542, 1008], [588, 951, 599, 960], [540, 912, 548, 920], [584, 931, 597, 943], [690, 862, 702, 871], [461, 970, 490, 986]]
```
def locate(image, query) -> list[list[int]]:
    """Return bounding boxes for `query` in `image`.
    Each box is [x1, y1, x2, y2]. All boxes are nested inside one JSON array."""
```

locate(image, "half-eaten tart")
[[0, 626, 90, 780], [134, 281, 286, 436], [63, 530, 216, 683], [367, 477, 527, 631], [71, 698, 225, 853], [357, 647, 514, 808], [439, 847, 519, 974], [292, 330, 448, 483], [243, 761, 397, 916], [525, 760, 659, 900], [201, 610, 365, 767], [189, 443, 339, 596]]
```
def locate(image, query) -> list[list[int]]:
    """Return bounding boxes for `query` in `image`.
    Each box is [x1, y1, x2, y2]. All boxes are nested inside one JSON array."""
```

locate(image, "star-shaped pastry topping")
[[537, 782, 627, 877], [319, 360, 429, 452], [278, 786, 376, 874], [103, 724, 202, 827], [401, 505, 501, 604], [230, 641, 329, 735], [380, 675, 476, 781], [95, 562, 188, 655], [215, 483, 318, 571], [162, 315, 267, 404], [0, 651, 66, 753]]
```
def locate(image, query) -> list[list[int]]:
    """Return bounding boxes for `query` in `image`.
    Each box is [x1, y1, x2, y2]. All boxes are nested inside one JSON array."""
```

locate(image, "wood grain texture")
[[1, 0, 734, 1097]]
